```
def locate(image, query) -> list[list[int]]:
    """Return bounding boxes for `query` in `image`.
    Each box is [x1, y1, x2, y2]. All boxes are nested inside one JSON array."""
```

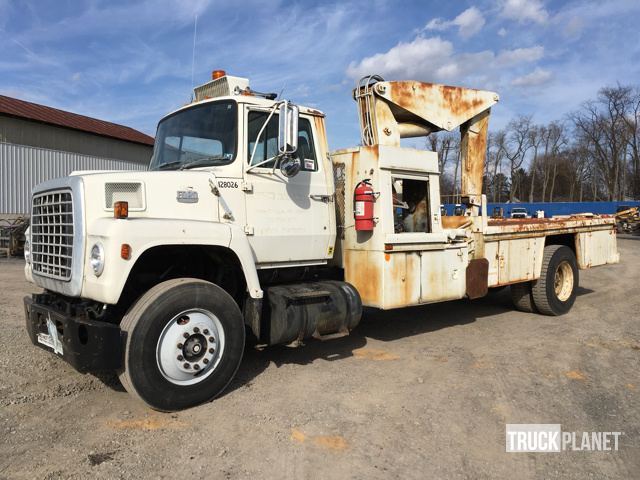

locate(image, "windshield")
[[149, 100, 237, 170]]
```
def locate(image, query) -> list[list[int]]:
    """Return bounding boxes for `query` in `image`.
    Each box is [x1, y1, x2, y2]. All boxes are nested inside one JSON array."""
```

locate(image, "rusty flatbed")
[[486, 215, 616, 239]]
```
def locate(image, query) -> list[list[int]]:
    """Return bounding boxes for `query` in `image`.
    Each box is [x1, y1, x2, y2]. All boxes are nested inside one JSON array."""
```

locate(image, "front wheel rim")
[[554, 260, 574, 302], [156, 308, 226, 386]]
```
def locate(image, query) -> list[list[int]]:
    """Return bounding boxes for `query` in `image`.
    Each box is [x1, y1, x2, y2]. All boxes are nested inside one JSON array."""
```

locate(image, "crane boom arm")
[[355, 78, 499, 209]]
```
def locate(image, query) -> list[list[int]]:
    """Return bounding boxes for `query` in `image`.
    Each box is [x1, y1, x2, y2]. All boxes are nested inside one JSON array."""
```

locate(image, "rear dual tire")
[[119, 278, 245, 411], [510, 245, 578, 316]]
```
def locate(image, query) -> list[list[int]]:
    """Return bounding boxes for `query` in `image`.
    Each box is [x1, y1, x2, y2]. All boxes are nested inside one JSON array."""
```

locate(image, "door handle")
[[310, 194, 333, 203]]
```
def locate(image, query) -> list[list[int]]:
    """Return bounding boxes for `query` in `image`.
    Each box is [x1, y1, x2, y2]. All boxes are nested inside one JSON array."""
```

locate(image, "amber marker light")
[[114, 201, 128, 219], [121, 244, 132, 260], [211, 69, 226, 80]]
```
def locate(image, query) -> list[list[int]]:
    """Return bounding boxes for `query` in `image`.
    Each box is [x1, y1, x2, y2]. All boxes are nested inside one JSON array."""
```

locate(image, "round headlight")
[[24, 238, 31, 264], [90, 243, 105, 277]]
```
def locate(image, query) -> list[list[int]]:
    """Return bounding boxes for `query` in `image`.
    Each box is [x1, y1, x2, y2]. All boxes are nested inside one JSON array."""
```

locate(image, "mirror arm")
[[247, 102, 284, 171], [247, 154, 281, 173]]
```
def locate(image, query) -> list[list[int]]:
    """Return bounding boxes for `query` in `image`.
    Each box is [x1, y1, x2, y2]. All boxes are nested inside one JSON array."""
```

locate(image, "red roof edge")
[[0, 94, 155, 146]]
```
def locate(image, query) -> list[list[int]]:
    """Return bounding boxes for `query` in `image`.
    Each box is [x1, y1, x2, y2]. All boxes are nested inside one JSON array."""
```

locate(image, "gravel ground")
[[0, 238, 638, 479]]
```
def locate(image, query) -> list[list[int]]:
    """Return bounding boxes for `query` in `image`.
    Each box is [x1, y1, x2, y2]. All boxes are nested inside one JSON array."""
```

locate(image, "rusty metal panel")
[[343, 249, 382, 307], [466, 258, 489, 299], [576, 230, 619, 269], [376, 81, 499, 133], [382, 252, 421, 308], [0, 142, 147, 214], [496, 238, 540, 285], [420, 247, 467, 303]]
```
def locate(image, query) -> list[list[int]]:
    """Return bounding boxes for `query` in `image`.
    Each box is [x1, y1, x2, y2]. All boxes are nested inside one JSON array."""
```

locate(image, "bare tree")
[[504, 116, 533, 202], [527, 125, 544, 202], [571, 85, 633, 200], [487, 131, 507, 202]]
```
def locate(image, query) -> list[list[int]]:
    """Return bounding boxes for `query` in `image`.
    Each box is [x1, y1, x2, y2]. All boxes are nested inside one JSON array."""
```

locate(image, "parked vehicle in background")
[[22, 71, 619, 411], [510, 207, 529, 219]]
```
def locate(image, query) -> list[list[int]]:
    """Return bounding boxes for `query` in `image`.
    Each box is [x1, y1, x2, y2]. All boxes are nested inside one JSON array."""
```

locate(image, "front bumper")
[[24, 293, 124, 372]]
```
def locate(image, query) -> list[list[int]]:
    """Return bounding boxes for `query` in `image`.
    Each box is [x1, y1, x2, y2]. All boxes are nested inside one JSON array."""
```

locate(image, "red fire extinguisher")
[[354, 179, 377, 231]]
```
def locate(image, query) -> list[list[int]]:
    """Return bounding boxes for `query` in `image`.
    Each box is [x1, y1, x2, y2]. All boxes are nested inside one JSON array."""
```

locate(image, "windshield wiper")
[[179, 155, 230, 170], [156, 161, 183, 170]]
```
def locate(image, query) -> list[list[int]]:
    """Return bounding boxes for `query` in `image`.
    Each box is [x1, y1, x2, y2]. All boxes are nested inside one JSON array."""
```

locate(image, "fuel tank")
[[264, 281, 362, 346]]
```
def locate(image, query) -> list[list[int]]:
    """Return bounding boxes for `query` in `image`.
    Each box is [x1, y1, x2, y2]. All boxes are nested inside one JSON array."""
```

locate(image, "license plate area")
[[33, 309, 64, 356]]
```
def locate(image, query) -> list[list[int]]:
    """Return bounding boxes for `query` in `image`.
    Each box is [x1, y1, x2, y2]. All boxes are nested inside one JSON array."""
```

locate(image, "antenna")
[[278, 83, 286, 100], [190, 14, 198, 93]]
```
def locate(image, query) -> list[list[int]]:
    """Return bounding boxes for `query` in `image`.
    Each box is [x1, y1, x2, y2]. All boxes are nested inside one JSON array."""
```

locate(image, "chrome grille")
[[31, 189, 74, 281]]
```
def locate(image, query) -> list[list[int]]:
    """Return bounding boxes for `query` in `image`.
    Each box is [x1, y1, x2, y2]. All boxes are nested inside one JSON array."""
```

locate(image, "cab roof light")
[[212, 69, 226, 80]]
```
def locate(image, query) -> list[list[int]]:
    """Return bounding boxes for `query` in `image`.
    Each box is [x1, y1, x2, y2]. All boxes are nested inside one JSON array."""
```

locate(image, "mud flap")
[[466, 258, 489, 299]]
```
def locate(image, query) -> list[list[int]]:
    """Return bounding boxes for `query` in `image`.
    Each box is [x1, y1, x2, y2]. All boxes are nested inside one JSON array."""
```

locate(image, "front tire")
[[119, 278, 245, 411], [531, 245, 579, 316]]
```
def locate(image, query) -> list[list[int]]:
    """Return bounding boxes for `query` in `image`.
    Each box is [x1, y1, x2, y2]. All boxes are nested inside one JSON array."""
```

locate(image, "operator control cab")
[[149, 73, 336, 267]]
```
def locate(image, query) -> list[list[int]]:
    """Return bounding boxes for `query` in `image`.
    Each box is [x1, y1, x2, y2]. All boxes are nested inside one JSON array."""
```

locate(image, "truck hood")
[[77, 170, 221, 223]]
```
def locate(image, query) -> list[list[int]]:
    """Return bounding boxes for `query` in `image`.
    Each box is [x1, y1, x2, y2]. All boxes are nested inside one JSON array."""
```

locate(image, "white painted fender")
[[82, 218, 263, 304]]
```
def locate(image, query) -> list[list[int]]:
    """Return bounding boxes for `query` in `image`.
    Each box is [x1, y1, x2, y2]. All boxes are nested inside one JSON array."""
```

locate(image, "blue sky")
[[1, 0, 639, 150]]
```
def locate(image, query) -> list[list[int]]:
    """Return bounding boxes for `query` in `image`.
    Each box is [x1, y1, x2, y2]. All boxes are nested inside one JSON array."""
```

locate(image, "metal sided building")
[[0, 95, 153, 217]]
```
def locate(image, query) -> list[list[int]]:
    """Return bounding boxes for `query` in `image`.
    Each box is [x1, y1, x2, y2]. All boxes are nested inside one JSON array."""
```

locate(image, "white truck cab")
[[23, 72, 619, 411]]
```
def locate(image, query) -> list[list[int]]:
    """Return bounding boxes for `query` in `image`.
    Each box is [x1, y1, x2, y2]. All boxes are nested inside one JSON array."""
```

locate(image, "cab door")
[[243, 108, 333, 266]]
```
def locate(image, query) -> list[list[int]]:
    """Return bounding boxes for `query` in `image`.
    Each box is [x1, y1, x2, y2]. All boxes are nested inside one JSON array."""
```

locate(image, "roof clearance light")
[[212, 69, 226, 80]]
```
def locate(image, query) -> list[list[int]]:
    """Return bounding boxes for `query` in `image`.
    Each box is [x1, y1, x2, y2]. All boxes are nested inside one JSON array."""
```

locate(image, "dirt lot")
[[1, 238, 639, 479]]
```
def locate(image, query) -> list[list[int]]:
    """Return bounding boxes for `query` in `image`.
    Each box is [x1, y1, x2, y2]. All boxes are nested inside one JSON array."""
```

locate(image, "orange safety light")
[[211, 69, 226, 80], [113, 201, 129, 219], [121, 243, 132, 260]]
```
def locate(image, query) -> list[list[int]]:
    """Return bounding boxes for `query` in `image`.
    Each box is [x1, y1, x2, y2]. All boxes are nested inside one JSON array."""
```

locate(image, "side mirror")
[[279, 156, 301, 178], [278, 100, 299, 155]]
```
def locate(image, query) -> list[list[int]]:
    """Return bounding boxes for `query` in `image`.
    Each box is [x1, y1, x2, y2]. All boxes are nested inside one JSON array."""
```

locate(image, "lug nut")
[[209, 348, 214, 354], [183, 332, 189, 338], [208, 337, 214, 342], [193, 364, 200, 370], [203, 329, 209, 335], [183, 363, 190, 369], [177, 343, 183, 349], [193, 327, 200, 333], [203, 358, 209, 364], [177, 355, 184, 361]]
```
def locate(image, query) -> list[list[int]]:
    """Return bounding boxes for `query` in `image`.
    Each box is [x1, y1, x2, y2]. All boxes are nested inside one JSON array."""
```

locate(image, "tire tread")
[[531, 245, 577, 316], [117, 278, 215, 405], [510, 282, 535, 312]]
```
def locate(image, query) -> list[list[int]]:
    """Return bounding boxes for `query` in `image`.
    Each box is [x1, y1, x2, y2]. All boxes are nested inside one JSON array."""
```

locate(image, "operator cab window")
[[392, 177, 431, 234], [247, 111, 317, 171]]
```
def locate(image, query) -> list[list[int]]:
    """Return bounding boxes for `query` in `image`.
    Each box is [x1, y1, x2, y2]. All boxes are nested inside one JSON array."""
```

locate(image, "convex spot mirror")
[[279, 156, 301, 178], [278, 100, 299, 156]]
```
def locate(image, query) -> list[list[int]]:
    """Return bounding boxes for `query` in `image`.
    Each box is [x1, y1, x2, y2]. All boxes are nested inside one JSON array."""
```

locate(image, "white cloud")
[[346, 37, 455, 80], [426, 7, 485, 39], [346, 36, 544, 84], [511, 67, 552, 87], [500, 0, 548, 24], [496, 46, 544, 65], [498, 27, 507, 37]]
